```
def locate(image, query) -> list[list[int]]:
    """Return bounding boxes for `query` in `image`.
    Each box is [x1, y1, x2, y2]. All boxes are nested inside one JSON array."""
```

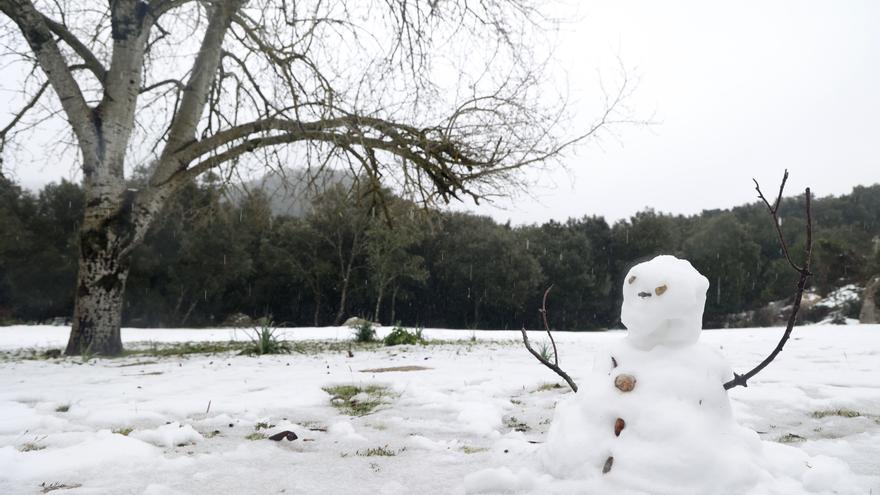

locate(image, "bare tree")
[[0, 0, 630, 355]]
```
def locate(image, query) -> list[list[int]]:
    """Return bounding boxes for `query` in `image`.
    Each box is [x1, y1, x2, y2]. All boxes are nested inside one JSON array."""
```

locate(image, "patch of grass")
[[504, 416, 530, 432], [112, 427, 133, 436], [126, 341, 247, 357], [352, 321, 378, 343], [42, 349, 62, 359], [360, 365, 431, 373], [355, 445, 400, 457], [535, 382, 564, 392], [80, 344, 95, 364], [323, 384, 394, 416], [245, 432, 265, 441], [461, 445, 489, 454], [536, 340, 555, 362], [254, 421, 276, 431], [383, 325, 424, 346], [776, 433, 806, 443], [242, 322, 292, 355], [812, 409, 861, 419], [19, 442, 46, 452], [40, 482, 82, 493], [0, 337, 517, 363], [55, 404, 70, 413], [116, 360, 159, 367]]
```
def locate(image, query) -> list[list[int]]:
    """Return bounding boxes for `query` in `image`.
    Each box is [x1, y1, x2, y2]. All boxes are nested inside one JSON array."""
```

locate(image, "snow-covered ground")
[[1, 324, 878, 494]]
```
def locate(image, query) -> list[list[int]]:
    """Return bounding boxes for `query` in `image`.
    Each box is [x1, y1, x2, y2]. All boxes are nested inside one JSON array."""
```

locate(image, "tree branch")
[[724, 170, 813, 390], [40, 13, 107, 84], [153, 0, 244, 185], [520, 285, 578, 392], [0, 80, 50, 154], [0, 0, 98, 162]]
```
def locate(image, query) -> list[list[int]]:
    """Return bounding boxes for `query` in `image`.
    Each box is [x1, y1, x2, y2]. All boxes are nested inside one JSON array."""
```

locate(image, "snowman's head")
[[621, 255, 709, 350]]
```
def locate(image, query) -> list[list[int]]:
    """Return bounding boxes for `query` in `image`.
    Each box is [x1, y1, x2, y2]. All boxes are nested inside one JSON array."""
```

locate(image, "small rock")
[[268, 430, 298, 442], [655, 284, 668, 296], [614, 374, 636, 392], [602, 456, 614, 474], [614, 418, 625, 436]]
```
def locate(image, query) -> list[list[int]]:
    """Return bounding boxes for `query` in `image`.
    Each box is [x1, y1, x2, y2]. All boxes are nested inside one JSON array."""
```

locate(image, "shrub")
[[353, 321, 377, 343], [243, 321, 291, 355], [383, 325, 423, 346]]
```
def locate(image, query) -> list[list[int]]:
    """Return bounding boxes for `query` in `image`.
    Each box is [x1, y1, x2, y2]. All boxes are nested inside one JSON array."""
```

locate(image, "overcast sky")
[[2, 1, 877, 224], [462, 0, 880, 223]]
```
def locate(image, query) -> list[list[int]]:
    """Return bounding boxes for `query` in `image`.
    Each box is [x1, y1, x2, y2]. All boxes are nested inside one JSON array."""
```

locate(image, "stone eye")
[[655, 285, 668, 296], [628, 276, 637, 285], [637, 291, 652, 298]]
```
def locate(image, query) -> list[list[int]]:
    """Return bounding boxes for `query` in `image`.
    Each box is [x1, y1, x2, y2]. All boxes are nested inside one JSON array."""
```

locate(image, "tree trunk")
[[180, 300, 198, 327], [390, 285, 399, 323], [313, 298, 321, 327], [65, 195, 137, 356], [374, 285, 385, 323], [333, 275, 350, 326]]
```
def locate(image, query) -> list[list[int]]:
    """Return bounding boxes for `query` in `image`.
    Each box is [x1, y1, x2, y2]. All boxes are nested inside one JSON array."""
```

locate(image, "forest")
[[2, 173, 879, 330]]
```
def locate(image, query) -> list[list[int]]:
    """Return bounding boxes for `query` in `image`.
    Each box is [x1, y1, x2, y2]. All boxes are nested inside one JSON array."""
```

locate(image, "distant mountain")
[[223, 167, 353, 217]]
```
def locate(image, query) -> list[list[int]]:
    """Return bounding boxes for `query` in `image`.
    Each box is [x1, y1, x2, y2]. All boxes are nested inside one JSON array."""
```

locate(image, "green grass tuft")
[[355, 445, 399, 457], [242, 321, 292, 355], [535, 382, 564, 392], [461, 445, 489, 454], [776, 433, 806, 443], [323, 384, 394, 416], [812, 409, 861, 419]]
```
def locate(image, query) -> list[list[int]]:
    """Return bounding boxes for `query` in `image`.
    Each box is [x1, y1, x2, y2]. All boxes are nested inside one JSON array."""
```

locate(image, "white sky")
[[464, 0, 880, 223], [2, 1, 878, 224]]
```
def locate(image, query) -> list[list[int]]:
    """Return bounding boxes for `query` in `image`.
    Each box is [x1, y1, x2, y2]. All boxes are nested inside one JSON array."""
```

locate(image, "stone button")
[[614, 374, 636, 392]]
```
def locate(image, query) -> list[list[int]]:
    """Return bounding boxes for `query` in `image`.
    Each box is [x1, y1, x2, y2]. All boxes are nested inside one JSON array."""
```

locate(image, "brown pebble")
[[614, 374, 636, 392], [655, 284, 668, 296], [628, 275, 637, 285], [602, 456, 614, 474], [614, 418, 625, 436]]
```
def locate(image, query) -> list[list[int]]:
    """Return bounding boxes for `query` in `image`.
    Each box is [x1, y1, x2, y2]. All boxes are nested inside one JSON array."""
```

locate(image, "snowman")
[[529, 255, 860, 494]]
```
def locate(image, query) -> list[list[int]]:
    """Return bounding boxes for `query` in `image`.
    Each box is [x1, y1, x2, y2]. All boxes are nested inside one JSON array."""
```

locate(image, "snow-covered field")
[[1, 324, 878, 494]]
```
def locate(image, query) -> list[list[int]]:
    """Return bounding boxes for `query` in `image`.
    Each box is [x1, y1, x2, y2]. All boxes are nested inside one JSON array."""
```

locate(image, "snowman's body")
[[541, 256, 765, 493]]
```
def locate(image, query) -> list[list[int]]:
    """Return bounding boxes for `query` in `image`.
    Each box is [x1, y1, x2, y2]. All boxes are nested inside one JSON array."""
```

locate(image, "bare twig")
[[520, 285, 579, 392], [0, 80, 50, 155], [725, 170, 813, 390]]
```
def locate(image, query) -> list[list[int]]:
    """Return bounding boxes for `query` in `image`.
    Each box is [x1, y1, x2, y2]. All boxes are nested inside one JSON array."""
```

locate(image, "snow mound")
[[327, 420, 367, 442], [815, 284, 861, 309], [0, 430, 160, 481], [131, 422, 203, 448]]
